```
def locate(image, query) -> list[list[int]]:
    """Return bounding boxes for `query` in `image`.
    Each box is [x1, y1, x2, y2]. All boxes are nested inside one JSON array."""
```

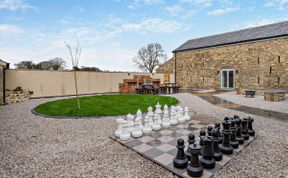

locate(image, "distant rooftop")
[[173, 21, 288, 52]]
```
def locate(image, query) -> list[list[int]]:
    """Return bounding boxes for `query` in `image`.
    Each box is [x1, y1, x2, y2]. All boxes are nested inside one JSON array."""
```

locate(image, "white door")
[[221, 69, 235, 89]]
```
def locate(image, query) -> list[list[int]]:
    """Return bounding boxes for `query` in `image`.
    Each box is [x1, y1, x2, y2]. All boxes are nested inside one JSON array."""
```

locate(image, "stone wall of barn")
[[173, 36, 288, 90], [0, 64, 4, 105], [156, 58, 175, 74]]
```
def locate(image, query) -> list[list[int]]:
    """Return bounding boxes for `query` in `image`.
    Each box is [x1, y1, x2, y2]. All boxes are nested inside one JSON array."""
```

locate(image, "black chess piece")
[[214, 122, 223, 143], [219, 118, 233, 154], [235, 118, 244, 144], [200, 136, 216, 169], [241, 118, 250, 140], [199, 129, 206, 146], [213, 128, 223, 161], [233, 115, 240, 119], [173, 138, 188, 169], [207, 126, 213, 136], [186, 143, 203, 177], [230, 121, 239, 149], [185, 133, 196, 160], [247, 116, 255, 136]]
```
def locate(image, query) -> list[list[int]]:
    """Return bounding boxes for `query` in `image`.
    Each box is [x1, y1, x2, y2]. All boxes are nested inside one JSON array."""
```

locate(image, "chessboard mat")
[[109, 120, 257, 178]]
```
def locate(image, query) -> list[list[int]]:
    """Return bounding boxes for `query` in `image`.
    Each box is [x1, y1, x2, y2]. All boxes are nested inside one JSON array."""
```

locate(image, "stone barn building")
[[0, 59, 9, 105], [157, 21, 288, 91]]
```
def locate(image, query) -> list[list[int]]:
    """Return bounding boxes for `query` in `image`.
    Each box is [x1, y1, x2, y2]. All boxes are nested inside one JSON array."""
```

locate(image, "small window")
[[278, 77, 280, 84], [203, 62, 205, 67], [203, 77, 204, 82], [257, 77, 260, 84], [278, 56, 281, 63], [257, 57, 260, 64], [270, 66, 272, 74]]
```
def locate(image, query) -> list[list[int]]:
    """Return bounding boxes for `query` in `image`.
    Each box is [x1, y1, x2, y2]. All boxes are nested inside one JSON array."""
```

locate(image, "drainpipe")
[[174, 52, 177, 85], [3, 63, 10, 105]]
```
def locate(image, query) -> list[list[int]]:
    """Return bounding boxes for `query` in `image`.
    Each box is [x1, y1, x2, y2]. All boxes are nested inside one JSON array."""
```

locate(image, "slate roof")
[[173, 21, 288, 52]]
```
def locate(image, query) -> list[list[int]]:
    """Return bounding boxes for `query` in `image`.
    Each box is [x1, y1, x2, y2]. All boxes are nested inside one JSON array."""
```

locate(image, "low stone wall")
[[6, 90, 31, 104], [264, 91, 286, 102]]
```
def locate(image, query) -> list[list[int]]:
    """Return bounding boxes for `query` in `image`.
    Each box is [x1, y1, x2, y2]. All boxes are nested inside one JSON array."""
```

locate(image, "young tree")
[[65, 41, 81, 110], [133, 42, 166, 73]]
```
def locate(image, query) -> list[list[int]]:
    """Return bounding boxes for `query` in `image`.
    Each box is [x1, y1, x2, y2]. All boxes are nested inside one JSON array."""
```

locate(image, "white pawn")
[[115, 118, 125, 137], [147, 106, 154, 126], [155, 102, 162, 115], [136, 109, 144, 129], [152, 113, 161, 131], [163, 105, 169, 115], [127, 113, 135, 133], [119, 121, 131, 141], [170, 110, 178, 126], [162, 107, 170, 128], [184, 107, 191, 121], [132, 117, 143, 138], [177, 107, 185, 123], [143, 116, 152, 134]]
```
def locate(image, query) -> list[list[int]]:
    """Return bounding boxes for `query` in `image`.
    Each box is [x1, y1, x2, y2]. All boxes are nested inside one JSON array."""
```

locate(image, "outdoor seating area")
[[136, 82, 181, 94]]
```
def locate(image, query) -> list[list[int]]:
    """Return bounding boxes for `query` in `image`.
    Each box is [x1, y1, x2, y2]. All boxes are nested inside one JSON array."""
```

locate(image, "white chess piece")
[[155, 102, 162, 115], [143, 116, 152, 134], [136, 109, 143, 129], [147, 106, 154, 126], [177, 106, 185, 123], [132, 117, 143, 138], [119, 121, 131, 141], [184, 107, 191, 121], [152, 113, 161, 131], [162, 110, 170, 128], [170, 110, 178, 126], [127, 113, 135, 133], [115, 118, 125, 137]]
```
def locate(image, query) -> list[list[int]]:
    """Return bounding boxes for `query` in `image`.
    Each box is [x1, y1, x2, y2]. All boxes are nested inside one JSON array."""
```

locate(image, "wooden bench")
[[245, 90, 256, 98]]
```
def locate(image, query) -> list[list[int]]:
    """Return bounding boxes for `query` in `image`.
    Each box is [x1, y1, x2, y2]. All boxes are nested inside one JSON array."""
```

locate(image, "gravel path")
[[1, 93, 287, 178], [214, 91, 288, 114]]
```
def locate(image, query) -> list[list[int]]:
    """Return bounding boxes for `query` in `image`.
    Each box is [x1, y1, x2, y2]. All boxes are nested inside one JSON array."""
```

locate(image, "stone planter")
[[264, 90, 286, 102], [5, 89, 32, 104]]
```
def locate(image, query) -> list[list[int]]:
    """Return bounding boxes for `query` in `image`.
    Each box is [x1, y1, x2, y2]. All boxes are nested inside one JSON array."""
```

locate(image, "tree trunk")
[[73, 70, 81, 110]]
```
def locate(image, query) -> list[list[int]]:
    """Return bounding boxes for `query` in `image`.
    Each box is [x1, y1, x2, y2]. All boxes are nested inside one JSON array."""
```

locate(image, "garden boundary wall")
[[6, 69, 174, 98]]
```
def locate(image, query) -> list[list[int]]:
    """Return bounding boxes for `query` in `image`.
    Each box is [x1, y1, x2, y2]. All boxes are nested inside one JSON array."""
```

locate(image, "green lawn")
[[34, 94, 179, 117]]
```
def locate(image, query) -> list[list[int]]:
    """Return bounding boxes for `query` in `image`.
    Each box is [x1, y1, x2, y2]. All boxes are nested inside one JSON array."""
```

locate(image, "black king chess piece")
[[200, 136, 216, 169], [186, 143, 203, 177], [235, 117, 244, 144], [230, 118, 239, 149], [241, 118, 250, 140], [247, 116, 255, 136], [185, 133, 196, 160], [213, 128, 223, 161], [219, 117, 233, 155], [173, 138, 188, 168]]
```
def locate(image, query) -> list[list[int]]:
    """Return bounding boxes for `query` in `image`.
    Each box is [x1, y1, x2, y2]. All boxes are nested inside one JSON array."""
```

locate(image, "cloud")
[[165, 5, 185, 16], [179, 0, 212, 7], [0, 0, 35, 10], [0, 24, 24, 37], [264, 0, 288, 10], [230, 17, 288, 30], [128, 0, 163, 9], [207, 7, 239, 15]]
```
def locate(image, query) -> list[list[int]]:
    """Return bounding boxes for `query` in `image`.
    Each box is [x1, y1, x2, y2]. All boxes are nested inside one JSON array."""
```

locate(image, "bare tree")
[[133, 42, 166, 73], [65, 41, 81, 110], [49, 57, 66, 70], [14, 61, 35, 69]]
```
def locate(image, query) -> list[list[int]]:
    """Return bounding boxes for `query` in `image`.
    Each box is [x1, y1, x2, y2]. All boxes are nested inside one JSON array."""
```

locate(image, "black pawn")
[[230, 119, 239, 149], [199, 129, 206, 146], [235, 118, 244, 144], [213, 128, 223, 161], [219, 119, 233, 154], [247, 117, 255, 136], [207, 126, 213, 136], [214, 122, 223, 143], [200, 136, 216, 169], [185, 133, 195, 160], [173, 138, 188, 169], [187, 144, 203, 177], [241, 118, 250, 140], [233, 115, 240, 119]]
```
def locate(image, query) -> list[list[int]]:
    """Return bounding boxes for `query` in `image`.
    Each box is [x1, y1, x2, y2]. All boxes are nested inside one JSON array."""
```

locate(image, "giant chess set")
[[110, 103, 257, 178]]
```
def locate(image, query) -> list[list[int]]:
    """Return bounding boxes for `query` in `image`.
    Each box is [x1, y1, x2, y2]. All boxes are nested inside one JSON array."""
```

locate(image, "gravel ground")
[[0, 93, 287, 178], [214, 91, 288, 114]]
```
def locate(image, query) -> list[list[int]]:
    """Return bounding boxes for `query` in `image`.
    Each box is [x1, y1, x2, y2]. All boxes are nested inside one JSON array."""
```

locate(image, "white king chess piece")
[[115, 118, 125, 137], [119, 120, 131, 141], [152, 113, 162, 131], [132, 117, 143, 138], [136, 109, 143, 129], [177, 106, 185, 124], [170, 110, 178, 126], [143, 116, 152, 134], [184, 107, 191, 121], [127, 113, 135, 133], [162, 105, 170, 128]]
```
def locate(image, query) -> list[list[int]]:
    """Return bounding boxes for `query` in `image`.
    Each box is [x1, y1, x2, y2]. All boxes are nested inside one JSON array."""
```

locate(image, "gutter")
[[3, 63, 9, 105]]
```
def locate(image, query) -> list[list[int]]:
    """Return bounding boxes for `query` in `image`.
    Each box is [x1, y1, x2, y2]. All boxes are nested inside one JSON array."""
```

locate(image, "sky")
[[0, 0, 288, 71]]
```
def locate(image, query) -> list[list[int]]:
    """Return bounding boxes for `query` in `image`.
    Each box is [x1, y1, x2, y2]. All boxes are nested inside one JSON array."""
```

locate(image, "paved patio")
[[0, 93, 287, 177]]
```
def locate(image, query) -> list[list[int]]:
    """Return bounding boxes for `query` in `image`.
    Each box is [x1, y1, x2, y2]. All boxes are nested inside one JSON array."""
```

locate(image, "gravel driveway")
[[0, 93, 287, 178]]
